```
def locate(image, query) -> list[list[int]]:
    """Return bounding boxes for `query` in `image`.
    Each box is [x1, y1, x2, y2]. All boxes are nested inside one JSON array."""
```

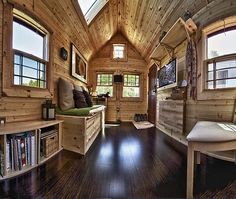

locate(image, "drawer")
[[86, 118, 101, 139], [86, 113, 100, 129]]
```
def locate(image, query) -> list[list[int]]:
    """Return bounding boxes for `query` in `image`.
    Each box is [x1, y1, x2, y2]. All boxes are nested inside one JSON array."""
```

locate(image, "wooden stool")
[[186, 121, 236, 199]]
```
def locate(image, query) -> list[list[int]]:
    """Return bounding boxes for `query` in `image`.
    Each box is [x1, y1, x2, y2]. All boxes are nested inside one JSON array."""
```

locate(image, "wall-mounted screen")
[[158, 58, 177, 90]]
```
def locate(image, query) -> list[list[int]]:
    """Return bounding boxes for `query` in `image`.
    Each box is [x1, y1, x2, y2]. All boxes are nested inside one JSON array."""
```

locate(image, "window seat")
[[56, 105, 104, 116], [56, 105, 105, 155]]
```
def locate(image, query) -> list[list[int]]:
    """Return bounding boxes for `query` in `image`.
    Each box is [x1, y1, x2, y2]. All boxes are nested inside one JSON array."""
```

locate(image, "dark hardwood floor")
[[0, 123, 235, 199]]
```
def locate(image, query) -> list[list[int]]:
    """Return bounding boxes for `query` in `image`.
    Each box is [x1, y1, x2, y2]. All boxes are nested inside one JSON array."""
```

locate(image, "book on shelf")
[[6, 132, 36, 173], [0, 150, 4, 177]]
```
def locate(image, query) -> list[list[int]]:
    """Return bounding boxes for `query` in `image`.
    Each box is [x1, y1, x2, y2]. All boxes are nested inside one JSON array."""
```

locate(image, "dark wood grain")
[[0, 123, 235, 198]]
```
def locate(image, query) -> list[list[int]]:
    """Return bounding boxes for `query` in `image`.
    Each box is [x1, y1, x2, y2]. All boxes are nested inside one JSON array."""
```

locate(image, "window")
[[123, 74, 140, 97], [77, 0, 109, 25], [207, 28, 236, 59], [12, 9, 49, 89], [113, 44, 126, 59], [205, 27, 236, 89], [96, 74, 113, 96]]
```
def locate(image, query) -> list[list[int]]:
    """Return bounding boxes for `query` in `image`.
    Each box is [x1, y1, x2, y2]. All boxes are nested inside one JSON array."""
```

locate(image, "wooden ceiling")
[[41, 0, 235, 61]]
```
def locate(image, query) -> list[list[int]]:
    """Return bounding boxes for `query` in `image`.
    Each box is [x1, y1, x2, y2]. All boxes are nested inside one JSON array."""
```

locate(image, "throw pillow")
[[74, 84, 83, 92], [83, 90, 93, 107], [58, 78, 74, 111], [73, 89, 88, 108]]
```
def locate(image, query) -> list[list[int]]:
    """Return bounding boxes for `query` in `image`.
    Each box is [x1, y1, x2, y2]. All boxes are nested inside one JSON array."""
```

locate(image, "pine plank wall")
[[0, 0, 89, 122], [156, 0, 236, 134], [0, 0, 236, 133], [89, 33, 148, 121]]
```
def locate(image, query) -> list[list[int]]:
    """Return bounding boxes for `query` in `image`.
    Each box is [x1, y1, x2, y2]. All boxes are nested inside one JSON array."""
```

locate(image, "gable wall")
[[89, 33, 148, 122]]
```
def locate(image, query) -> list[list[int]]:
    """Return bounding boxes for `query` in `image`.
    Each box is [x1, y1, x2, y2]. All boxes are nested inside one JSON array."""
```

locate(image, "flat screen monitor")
[[157, 58, 177, 90]]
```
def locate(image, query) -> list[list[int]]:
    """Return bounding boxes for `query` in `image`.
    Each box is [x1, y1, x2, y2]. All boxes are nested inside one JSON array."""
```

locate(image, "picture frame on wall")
[[71, 43, 88, 84]]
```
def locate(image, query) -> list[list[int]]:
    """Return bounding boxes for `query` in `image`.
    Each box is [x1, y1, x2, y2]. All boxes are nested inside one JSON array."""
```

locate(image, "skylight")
[[77, 0, 109, 25]]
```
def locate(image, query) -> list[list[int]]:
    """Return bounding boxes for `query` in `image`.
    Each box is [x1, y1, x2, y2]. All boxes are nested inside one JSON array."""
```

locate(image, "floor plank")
[[0, 122, 235, 198]]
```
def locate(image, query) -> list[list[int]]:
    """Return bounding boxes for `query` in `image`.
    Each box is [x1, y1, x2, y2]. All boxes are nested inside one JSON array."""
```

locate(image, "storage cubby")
[[0, 120, 63, 180], [39, 124, 59, 163], [6, 130, 37, 176]]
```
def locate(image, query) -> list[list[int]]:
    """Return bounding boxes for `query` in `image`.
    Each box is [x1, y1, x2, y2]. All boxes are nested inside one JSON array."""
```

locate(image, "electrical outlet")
[[0, 117, 6, 125]]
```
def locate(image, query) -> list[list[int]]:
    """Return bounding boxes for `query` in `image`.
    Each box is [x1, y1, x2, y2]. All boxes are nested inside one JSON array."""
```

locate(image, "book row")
[[6, 132, 36, 172]]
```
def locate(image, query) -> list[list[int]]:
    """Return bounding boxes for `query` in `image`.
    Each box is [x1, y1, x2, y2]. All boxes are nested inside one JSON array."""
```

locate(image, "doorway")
[[148, 63, 158, 124]]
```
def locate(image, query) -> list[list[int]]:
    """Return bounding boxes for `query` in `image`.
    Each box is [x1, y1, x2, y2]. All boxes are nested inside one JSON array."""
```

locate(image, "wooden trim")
[[202, 16, 236, 36], [197, 18, 236, 100], [2, 2, 54, 99], [120, 72, 144, 102], [110, 42, 128, 62]]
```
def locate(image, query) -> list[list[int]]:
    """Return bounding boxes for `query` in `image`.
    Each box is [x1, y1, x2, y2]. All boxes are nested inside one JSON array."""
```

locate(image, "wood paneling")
[[89, 33, 148, 122], [158, 100, 185, 134], [1, 0, 236, 126], [0, 0, 87, 122], [155, 11, 236, 135], [0, 1, 2, 98]]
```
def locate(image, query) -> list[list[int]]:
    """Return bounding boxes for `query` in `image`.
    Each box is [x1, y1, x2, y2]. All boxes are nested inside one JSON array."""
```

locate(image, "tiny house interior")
[[0, 0, 236, 198]]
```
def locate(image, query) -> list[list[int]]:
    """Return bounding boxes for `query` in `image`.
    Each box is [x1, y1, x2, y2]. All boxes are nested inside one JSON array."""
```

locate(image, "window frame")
[[111, 43, 127, 61], [96, 73, 114, 97], [2, 4, 54, 98], [204, 53, 236, 90], [77, 0, 109, 25], [121, 73, 143, 101], [198, 16, 236, 100]]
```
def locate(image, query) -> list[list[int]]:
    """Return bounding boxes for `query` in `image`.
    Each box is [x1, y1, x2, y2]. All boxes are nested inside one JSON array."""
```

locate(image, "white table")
[[186, 121, 236, 199]]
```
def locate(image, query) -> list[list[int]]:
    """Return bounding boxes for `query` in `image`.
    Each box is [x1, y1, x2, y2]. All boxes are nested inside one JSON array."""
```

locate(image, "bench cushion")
[[187, 121, 236, 142], [56, 105, 104, 116]]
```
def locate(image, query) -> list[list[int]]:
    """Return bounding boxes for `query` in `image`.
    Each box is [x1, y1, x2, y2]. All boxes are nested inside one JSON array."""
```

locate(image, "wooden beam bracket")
[[160, 43, 174, 58]]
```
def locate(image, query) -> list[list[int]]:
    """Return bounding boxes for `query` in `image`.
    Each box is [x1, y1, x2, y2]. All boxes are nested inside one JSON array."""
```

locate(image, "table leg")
[[196, 151, 201, 165], [101, 109, 105, 135], [187, 142, 194, 199]]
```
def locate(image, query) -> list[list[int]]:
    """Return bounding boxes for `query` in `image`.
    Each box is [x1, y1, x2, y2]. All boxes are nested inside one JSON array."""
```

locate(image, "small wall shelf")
[[150, 17, 197, 61], [0, 120, 63, 180]]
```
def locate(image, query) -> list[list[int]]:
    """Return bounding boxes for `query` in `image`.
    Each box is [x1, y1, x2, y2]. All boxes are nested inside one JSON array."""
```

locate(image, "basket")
[[45, 133, 58, 158]]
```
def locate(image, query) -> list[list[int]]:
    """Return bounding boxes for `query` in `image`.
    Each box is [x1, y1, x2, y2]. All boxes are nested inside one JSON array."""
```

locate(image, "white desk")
[[186, 121, 236, 199]]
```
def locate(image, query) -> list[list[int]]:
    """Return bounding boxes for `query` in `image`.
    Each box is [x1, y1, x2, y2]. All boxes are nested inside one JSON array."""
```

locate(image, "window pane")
[[123, 87, 140, 97], [97, 74, 112, 86], [13, 53, 46, 88], [39, 81, 46, 88], [208, 71, 213, 80], [40, 71, 46, 81], [14, 76, 20, 85], [40, 63, 46, 71], [23, 67, 38, 79], [208, 29, 236, 59], [96, 86, 113, 97], [216, 79, 236, 88], [14, 64, 20, 75], [208, 63, 213, 71], [207, 81, 214, 89], [124, 74, 140, 86], [14, 54, 20, 64], [113, 44, 125, 59], [13, 21, 44, 59], [23, 57, 38, 69], [22, 77, 38, 87], [216, 59, 236, 70]]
